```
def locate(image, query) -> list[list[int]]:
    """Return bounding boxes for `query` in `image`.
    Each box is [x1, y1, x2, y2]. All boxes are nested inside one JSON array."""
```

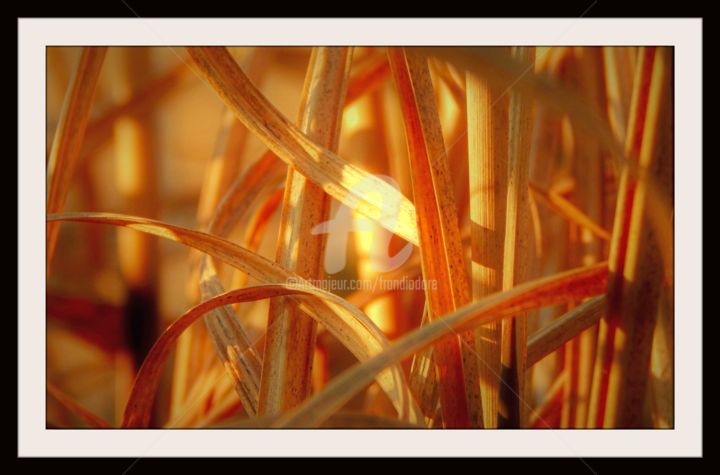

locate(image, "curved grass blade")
[[186, 47, 419, 246], [48, 212, 423, 426], [46, 47, 107, 273], [274, 262, 608, 427]]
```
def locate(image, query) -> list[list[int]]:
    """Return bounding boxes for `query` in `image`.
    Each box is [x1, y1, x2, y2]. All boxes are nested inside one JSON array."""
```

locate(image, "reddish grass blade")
[[388, 47, 473, 428]]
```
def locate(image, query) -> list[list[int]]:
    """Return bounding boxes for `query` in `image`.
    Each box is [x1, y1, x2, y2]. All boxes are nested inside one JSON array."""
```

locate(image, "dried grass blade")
[[388, 47, 474, 427], [274, 262, 608, 428], [46, 47, 107, 272], [185, 47, 419, 246], [208, 150, 285, 239]]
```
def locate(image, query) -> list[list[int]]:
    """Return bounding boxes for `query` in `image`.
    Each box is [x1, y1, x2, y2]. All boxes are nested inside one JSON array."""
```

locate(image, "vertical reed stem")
[[499, 46, 536, 428], [388, 47, 474, 428], [466, 52, 509, 427], [258, 47, 352, 415]]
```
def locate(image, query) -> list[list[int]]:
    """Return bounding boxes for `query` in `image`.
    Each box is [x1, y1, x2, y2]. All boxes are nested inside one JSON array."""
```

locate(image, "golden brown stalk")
[[588, 47, 657, 428], [208, 151, 285, 241], [46, 47, 107, 273], [259, 47, 352, 415], [602, 47, 672, 427], [499, 46, 536, 428], [388, 47, 474, 428], [466, 55, 509, 428]]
